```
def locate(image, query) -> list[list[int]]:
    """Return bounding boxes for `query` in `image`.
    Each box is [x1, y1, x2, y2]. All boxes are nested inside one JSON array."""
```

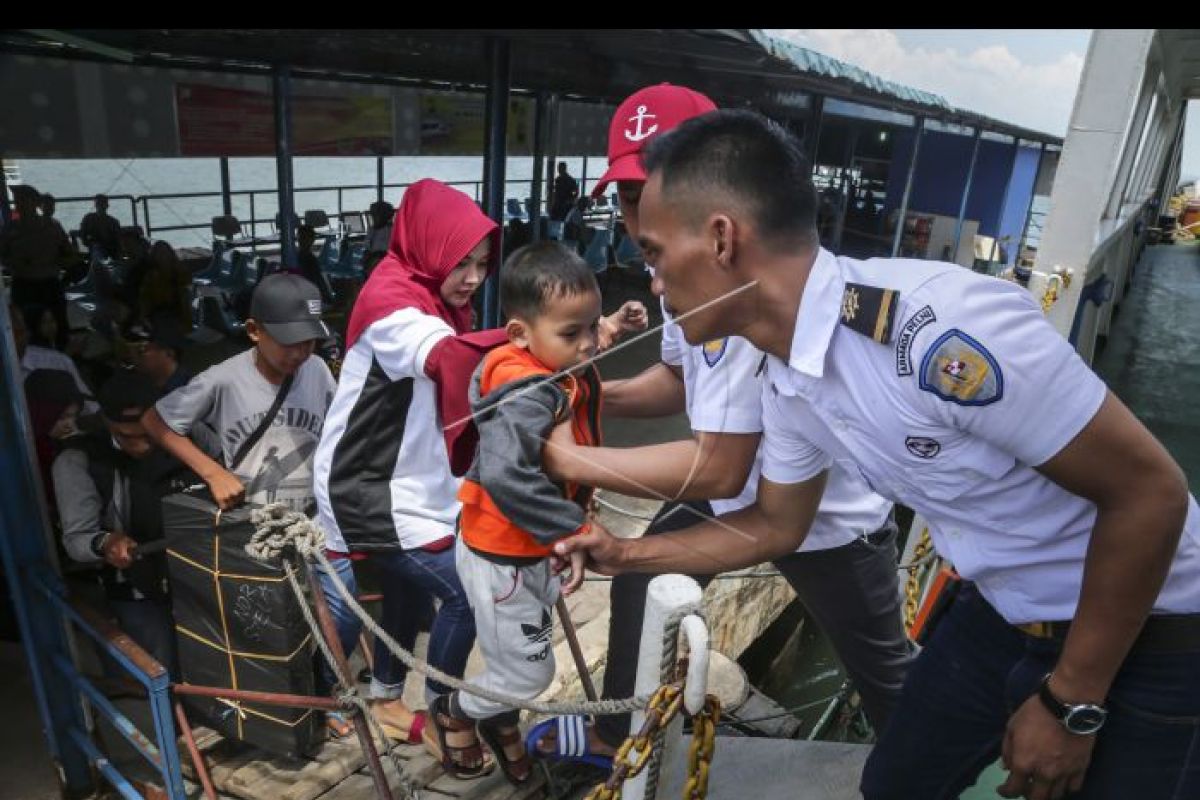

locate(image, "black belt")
[[1017, 614, 1200, 654]]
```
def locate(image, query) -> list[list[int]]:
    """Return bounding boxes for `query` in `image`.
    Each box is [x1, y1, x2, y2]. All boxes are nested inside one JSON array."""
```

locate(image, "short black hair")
[[11, 185, 40, 204], [500, 241, 598, 321], [642, 109, 818, 249], [98, 370, 158, 422]]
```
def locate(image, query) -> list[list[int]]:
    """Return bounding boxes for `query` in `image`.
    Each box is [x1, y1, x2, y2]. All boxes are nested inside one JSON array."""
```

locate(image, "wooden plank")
[[441, 769, 547, 800], [218, 737, 371, 800], [199, 743, 264, 788], [312, 772, 374, 800], [389, 751, 445, 788]]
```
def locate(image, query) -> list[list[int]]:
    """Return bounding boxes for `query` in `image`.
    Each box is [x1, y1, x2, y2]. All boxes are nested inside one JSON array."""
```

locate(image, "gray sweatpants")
[[455, 539, 561, 721]]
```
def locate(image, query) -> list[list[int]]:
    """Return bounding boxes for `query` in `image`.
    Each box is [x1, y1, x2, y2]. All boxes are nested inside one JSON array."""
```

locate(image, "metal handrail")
[[48, 177, 553, 245]]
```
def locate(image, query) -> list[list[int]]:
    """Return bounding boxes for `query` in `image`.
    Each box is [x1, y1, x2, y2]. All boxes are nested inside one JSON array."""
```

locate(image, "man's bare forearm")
[[611, 474, 825, 574], [1053, 477, 1187, 701], [616, 506, 789, 574], [1036, 393, 1191, 703], [548, 434, 756, 500], [602, 362, 685, 418]]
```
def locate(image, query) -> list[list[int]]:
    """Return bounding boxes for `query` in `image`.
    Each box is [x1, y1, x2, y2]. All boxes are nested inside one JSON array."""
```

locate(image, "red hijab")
[[345, 179, 508, 476], [346, 179, 499, 346]]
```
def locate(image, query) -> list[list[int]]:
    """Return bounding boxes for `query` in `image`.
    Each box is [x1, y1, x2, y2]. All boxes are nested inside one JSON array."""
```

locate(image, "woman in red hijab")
[[312, 180, 505, 769]]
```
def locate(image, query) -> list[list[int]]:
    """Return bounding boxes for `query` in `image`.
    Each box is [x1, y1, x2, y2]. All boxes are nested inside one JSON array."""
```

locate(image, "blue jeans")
[[313, 555, 362, 696], [861, 583, 1200, 799], [365, 546, 475, 706]]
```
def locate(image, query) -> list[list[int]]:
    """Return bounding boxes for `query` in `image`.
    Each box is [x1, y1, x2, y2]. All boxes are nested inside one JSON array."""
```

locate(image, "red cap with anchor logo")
[[591, 83, 717, 198]]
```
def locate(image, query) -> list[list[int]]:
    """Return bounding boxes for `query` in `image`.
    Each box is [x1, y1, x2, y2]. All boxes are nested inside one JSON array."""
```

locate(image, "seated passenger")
[[52, 373, 194, 676]]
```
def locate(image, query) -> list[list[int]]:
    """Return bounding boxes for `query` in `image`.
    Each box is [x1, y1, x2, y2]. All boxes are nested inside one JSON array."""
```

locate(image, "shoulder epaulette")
[[839, 283, 899, 344]]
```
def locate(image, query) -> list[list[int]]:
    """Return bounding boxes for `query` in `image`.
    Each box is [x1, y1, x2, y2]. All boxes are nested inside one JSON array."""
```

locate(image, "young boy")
[[141, 273, 335, 514], [432, 241, 601, 784]]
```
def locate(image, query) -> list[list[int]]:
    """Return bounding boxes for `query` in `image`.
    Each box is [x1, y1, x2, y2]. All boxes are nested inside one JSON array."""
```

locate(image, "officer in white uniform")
[[539, 84, 913, 757], [557, 109, 1200, 800]]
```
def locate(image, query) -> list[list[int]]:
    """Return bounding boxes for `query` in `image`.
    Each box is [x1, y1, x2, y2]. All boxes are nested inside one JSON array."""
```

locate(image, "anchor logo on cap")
[[624, 105, 659, 142]]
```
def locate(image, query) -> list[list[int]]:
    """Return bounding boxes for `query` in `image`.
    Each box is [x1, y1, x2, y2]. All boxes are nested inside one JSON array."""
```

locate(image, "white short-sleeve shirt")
[[761, 248, 1200, 623], [661, 300, 891, 549]]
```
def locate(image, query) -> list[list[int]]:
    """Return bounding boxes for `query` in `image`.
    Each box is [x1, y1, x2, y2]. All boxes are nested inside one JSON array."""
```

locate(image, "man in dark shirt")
[[1, 185, 75, 347], [80, 194, 123, 258], [549, 162, 579, 221], [295, 224, 333, 303]]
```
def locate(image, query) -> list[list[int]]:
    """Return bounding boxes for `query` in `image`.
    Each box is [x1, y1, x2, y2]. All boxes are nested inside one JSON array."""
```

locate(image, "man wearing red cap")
[[533, 84, 912, 761]]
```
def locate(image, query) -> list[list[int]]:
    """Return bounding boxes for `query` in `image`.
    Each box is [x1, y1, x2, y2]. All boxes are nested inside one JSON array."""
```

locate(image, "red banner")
[[176, 83, 392, 157]]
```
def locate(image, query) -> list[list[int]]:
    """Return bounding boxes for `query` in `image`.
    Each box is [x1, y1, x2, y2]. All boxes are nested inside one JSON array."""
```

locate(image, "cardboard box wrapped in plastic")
[[163, 491, 318, 757]]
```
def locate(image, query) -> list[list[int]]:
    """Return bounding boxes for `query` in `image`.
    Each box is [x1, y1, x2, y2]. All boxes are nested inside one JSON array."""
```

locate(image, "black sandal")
[[426, 694, 491, 779], [478, 718, 533, 786]]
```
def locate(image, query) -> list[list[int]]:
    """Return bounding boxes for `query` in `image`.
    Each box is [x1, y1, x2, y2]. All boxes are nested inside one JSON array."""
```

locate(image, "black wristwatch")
[[1037, 673, 1108, 735], [90, 532, 111, 558]]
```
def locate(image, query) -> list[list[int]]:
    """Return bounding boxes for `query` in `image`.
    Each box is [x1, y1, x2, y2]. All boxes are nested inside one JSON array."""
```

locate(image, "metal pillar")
[[545, 94, 562, 208], [0, 303, 93, 795], [530, 92, 548, 242], [1157, 113, 1187, 209], [831, 125, 859, 252], [624, 575, 703, 800], [1149, 107, 1185, 207], [376, 156, 385, 203], [480, 38, 511, 329], [988, 137, 1022, 264], [890, 116, 926, 257], [951, 127, 984, 263], [1016, 143, 1049, 263], [218, 157, 232, 218], [806, 94, 825, 169], [1108, 66, 1157, 217], [273, 66, 297, 269], [1132, 98, 1168, 201], [2, 157, 14, 227], [580, 155, 589, 199]]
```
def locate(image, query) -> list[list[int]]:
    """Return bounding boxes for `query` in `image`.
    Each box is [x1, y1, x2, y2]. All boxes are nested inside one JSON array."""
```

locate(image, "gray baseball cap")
[[249, 273, 331, 345]]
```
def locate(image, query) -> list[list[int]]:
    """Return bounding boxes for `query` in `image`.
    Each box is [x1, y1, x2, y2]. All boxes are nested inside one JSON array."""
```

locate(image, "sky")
[[767, 29, 1199, 185]]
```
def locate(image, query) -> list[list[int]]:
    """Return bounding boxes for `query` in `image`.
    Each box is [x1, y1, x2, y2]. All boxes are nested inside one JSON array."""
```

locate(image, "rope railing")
[[245, 505, 654, 716]]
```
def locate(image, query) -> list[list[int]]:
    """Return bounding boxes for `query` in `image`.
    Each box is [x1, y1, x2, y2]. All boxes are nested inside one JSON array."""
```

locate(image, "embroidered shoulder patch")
[[701, 337, 728, 367], [918, 329, 1003, 406], [895, 305, 936, 376], [839, 283, 899, 344]]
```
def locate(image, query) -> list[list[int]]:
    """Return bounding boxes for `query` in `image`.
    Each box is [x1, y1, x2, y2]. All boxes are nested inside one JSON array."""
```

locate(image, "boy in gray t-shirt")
[[143, 274, 335, 513]]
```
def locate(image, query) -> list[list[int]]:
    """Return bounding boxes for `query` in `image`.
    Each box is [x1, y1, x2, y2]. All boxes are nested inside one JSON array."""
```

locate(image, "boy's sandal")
[[525, 715, 614, 770], [478, 719, 534, 786], [426, 694, 493, 779]]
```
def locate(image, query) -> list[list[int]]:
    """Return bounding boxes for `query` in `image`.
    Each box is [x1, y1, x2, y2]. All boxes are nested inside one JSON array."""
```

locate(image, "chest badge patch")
[[905, 436, 941, 459], [919, 329, 1003, 406], [701, 337, 728, 367]]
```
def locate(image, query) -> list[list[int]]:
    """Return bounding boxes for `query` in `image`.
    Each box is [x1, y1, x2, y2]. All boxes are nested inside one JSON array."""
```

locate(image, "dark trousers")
[[362, 546, 475, 706], [860, 583, 1200, 799], [12, 276, 67, 349], [595, 500, 913, 746], [110, 598, 179, 679]]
